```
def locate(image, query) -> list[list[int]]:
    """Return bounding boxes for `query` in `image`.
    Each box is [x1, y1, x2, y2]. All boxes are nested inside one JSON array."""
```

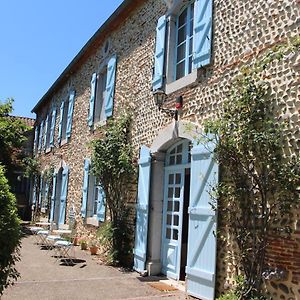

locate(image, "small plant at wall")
[[92, 112, 135, 266], [203, 37, 300, 299]]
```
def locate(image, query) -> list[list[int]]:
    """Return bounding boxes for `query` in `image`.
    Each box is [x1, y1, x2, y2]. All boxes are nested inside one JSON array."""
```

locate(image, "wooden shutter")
[[32, 176, 37, 204], [44, 180, 49, 209], [43, 115, 49, 151], [49, 107, 56, 147], [105, 55, 117, 118], [59, 166, 69, 225], [81, 159, 90, 218], [50, 173, 57, 222], [33, 125, 38, 155], [192, 0, 213, 69], [66, 90, 75, 139], [186, 139, 218, 300], [38, 120, 44, 152], [38, 175, 43, 207], [133, 146, 151, 273], [96, 186, 106, 222], [58, 101, 64, 144], [88, 73, 97, 127], [152, 15, 166, 91]]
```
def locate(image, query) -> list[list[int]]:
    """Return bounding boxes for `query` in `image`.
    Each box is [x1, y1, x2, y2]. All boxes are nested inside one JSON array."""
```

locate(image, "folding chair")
[[53, 239, 76, 265]]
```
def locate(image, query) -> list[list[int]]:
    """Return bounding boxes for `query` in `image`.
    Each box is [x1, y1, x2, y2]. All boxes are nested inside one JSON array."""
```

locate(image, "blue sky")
[[0, 0, 123, 118]]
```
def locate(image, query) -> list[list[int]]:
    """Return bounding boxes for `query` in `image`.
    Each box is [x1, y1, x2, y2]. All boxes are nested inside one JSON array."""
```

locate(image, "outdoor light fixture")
[[153, 90, 183, 121]]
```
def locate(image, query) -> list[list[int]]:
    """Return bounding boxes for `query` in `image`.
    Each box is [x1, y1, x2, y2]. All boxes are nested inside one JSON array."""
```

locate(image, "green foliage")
[[97, 209, 132, 266], [0, 99, 29, 177], [92, 113, 135, 265], [0, 164, 21, 295], [204, 39, 300, 298]]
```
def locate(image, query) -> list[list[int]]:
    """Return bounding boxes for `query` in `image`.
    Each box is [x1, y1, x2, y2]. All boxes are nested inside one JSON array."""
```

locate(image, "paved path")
[[2, 233, 187, 300]]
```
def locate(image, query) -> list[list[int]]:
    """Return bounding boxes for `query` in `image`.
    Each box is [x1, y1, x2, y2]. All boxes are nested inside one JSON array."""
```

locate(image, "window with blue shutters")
[[153, 0, 213, 91], [88, 55, 117, 128], [38, 120, 44, 152], [81, 159, 106, 223], [58, 90, 75, 145]]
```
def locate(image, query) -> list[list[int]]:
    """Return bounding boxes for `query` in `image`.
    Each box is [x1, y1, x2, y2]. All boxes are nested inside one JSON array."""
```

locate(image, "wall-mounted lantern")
[[153, 90, 183, 121]]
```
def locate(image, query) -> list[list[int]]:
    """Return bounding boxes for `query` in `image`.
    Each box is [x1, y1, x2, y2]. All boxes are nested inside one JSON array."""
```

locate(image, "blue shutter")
[[105, 55, 117, 118], [32, 176, 37, 204], [81, 159, 90, 218], [33, 126, 38, 155], [96, 186, 106, 222], [38, 120, 44, 152], [58, 101, 64, 144], [50, 173, 57, 222], [59, 166, 69, 225], [66, 90, 75, 139], [186, 138, 218, 300], [38, 175, 43, 207], [192, 0, 213, 69], [133, 146, 151, 273], [49, 107, 56, 147], [88, 73, 97, 127], [152, 15, 166, 91], [43, 115, 49, 151], [44, 180, 49, 209]]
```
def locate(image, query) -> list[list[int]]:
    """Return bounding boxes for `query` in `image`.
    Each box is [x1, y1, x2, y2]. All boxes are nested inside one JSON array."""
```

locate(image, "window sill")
[[45, 147, 52, 154], [165, 69, 197, 95], [94, 119, 107, 129], [60, 139, 68, 147], [86, 217, 99, 227]]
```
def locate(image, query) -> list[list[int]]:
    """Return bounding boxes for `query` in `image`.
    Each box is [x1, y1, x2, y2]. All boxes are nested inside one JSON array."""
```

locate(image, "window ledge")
[[165, 70, 197, 95], [86, 217, 99, 227], [45, 147, 52, 154], [60, 139, 68, 147], [95, 119, 107, 129]]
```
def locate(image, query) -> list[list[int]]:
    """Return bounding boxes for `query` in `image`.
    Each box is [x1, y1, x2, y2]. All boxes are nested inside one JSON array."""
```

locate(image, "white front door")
[[161, 166, 185, 279], [161, 140, 191, 280]]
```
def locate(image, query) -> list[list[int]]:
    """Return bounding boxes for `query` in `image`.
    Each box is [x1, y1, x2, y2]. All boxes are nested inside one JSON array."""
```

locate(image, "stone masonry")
[[33, 0, 300, 298]]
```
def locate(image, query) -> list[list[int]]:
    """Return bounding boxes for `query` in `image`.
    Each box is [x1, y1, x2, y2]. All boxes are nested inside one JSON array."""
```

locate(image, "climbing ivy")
[[204, 37, 300, 299]]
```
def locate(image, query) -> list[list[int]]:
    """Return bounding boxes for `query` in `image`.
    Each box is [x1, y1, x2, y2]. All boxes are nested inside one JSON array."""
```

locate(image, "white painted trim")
[[151, 120, 200, 153], [86, 217, 99, 227], [166, 69, 197, 94]]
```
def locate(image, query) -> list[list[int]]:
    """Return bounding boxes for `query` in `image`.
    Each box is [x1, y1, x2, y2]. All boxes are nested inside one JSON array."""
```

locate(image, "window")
[[45, 113, 52, 149], [81, 159, 106, 223], [38, 120, 44, 153], [88, 55, 117, 128], [175, 2, 194, 80], [58, 91, 75, 145], [152, 0, 213, 93], [61, 99, 69, 141], [87, 174, 102, 218], [94, 69, 107, 124], [33, 125, 39, 155]]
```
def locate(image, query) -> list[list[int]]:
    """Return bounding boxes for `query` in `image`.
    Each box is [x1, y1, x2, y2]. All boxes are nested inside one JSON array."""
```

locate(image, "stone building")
[[31, 0, 300, 299]]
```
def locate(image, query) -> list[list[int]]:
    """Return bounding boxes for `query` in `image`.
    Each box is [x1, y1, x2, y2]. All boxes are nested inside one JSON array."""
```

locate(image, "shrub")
[[0, 164, 21, 295]]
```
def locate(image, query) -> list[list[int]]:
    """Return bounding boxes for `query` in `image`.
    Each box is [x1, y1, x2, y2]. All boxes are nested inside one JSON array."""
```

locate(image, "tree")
[[92, 113, 136, 265], [0, 164, 21, 295], [0, 98, 29, 180], [204, 38, 300, 299]]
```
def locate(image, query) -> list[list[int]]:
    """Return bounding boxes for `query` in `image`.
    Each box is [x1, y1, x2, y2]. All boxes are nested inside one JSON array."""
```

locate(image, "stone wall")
[[34, 0, 300, 298]]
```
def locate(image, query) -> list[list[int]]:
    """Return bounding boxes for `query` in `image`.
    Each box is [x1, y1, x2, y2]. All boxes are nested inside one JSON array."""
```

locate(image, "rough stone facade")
[[33, 0, 300, 298]]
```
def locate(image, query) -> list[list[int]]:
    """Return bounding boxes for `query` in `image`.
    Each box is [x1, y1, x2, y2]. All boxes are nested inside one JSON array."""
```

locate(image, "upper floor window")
[[58, 90, 75, 145], [152, 0, 213, 93], [88, 55, 117, 129], [175, 2, 194, 80]]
